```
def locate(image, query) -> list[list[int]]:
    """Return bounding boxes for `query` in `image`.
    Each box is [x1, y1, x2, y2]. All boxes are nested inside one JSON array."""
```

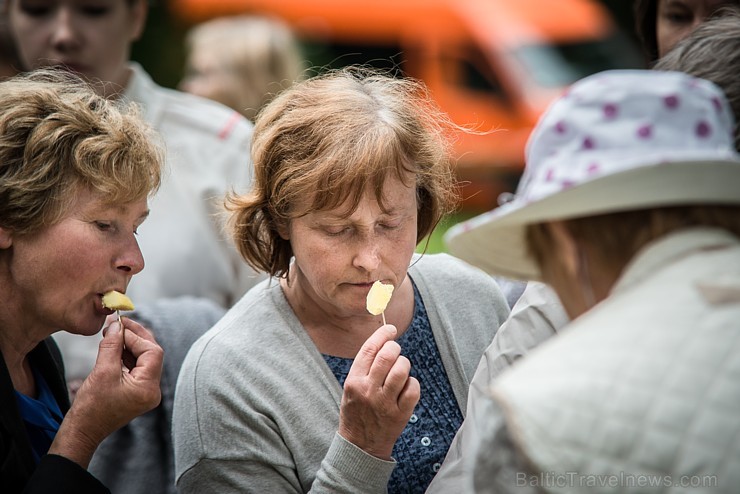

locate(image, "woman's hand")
[[337, 324, 420, 460], [48, 318, 164, 468]]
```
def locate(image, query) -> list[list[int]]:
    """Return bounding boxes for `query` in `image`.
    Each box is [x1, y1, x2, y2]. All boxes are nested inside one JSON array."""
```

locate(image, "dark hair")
[[633, 0, 660, 63]]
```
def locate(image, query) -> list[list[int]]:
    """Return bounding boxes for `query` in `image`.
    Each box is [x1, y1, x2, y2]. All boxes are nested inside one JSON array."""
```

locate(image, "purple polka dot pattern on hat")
[[561, 180, 576, 189], [664, 95, 679, 109], [545, 168, 555, 181], [583, 136, 595, 149], [637, 124, 652, 139], [555, 121, 567, 134], [587, 162, 600, 174], [603, 103, 617, 119], [696, 120, 712, 138], [712, 97, 723, 113]]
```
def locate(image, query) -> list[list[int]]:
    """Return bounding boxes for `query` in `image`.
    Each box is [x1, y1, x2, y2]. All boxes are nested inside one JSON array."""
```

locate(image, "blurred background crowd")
[[0, 0, 652, 251]]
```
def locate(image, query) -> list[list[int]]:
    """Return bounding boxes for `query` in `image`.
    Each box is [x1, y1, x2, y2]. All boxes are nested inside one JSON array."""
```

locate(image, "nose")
[[352, 238, 381, 273], [50, 9, 80, 53], [117, 238, 145, 276]]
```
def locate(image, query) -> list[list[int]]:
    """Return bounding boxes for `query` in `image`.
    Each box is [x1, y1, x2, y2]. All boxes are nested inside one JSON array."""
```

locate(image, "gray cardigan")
[[173, 253, 509, 493]]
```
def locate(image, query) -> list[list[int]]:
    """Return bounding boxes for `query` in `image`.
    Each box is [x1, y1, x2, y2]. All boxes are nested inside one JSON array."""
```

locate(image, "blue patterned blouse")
[[323, 279, 463, 493], [14, 367, 63, 463]]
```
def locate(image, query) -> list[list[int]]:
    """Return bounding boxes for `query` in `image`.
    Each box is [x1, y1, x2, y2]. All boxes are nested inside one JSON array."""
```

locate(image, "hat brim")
[[445, 160, 740, 281]]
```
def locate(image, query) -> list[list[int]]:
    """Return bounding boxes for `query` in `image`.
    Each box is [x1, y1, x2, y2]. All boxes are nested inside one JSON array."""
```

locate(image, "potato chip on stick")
[[366, 280, 394, 325], [102, 290, 135, 337], [102, 290, 135, 311]]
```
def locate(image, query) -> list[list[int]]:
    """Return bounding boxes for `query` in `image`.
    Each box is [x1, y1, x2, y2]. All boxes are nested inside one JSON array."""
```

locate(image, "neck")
[[0, 280, 48, 395], [95, 65, 133, 100], [0, 323, 42, 397]]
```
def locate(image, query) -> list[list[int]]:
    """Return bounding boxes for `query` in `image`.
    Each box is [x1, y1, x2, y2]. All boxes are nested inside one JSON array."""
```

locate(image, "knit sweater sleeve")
[[311, 434, 395, 492]]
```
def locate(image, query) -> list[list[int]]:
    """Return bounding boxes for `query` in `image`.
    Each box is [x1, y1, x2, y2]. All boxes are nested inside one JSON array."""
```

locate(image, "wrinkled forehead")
[[290, 167, 418, 219]]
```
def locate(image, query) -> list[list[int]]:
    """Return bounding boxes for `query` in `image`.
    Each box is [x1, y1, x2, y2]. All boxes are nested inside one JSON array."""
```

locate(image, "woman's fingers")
[[380, 352, 411, 396], [339, 334, 419, 459], [367, 340, 402, 386], [398, 375, 420, 413], [348, 324, 397, 377]]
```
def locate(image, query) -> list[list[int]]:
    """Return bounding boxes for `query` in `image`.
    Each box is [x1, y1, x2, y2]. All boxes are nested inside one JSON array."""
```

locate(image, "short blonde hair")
[[227, 67, 459, 277], [0, 68, 163, 235], [184, 15, 305, 121]]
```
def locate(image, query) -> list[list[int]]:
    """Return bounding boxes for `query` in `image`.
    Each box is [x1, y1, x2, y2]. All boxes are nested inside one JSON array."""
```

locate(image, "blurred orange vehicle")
[[169, 0, 642, 209]]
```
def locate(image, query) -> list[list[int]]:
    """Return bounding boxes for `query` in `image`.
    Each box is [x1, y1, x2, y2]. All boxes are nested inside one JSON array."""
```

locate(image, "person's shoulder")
[[127, 63, 252, 145], [411, 252, 495, 284], [411, 253, 508, 302], [411, 253, 510, 318], [184, 279, 280, 358], [154, 86, 253, 143]]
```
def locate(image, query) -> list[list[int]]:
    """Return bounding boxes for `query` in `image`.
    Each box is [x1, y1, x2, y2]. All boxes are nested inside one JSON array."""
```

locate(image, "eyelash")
[[82, 6, 109, 17], [20, 5, 110, 18], [324, 223, 400, 237], [95, 222, 139, 236]]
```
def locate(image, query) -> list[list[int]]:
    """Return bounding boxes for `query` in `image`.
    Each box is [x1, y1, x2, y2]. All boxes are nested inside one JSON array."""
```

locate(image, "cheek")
[[36, 242, 94, 290], [380, 226, 418, 277], [290, 232, 336, 273], [656, 23, 688, 57], [11, 29, 42, 67]]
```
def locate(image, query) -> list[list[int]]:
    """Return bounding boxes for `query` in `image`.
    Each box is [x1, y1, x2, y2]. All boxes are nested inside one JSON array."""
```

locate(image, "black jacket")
[[0, 337, 109, 493]]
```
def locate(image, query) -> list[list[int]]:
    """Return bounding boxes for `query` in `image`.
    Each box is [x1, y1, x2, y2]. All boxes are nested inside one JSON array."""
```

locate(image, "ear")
[[0, 227, 13, 249], [129, 0, 149, 42], [276, 221, 290, 241]]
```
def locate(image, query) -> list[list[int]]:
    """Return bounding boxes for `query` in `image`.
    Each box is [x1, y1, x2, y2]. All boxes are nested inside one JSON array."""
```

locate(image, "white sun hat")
[[445, 70, 740, 281]]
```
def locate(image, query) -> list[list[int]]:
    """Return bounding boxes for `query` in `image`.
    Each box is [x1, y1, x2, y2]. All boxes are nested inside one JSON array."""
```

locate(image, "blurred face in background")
[[656, 0, 736, 56], [179, 46, 235, 109], [8, 0, 147, 97]]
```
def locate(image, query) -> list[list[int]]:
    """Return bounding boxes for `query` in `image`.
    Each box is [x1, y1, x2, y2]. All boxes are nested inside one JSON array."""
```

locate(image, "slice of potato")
[[102, 290, 135, 311], [366, 280, 394, 315]]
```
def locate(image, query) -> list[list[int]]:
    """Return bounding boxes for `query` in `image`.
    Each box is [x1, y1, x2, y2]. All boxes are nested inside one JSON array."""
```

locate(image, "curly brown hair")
[[0, 68, 163, 235]]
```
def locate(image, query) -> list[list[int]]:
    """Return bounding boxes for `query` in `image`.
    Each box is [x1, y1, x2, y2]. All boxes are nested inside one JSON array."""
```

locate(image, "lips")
[[96, 292, 118, 315]]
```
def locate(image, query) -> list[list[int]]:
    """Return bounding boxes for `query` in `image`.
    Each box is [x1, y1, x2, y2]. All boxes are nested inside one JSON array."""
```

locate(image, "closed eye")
[[80, 6, 110, 17], [324, 227, 349, 237], [19, 4, 51, 17], [379, 222, 401, 230]]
